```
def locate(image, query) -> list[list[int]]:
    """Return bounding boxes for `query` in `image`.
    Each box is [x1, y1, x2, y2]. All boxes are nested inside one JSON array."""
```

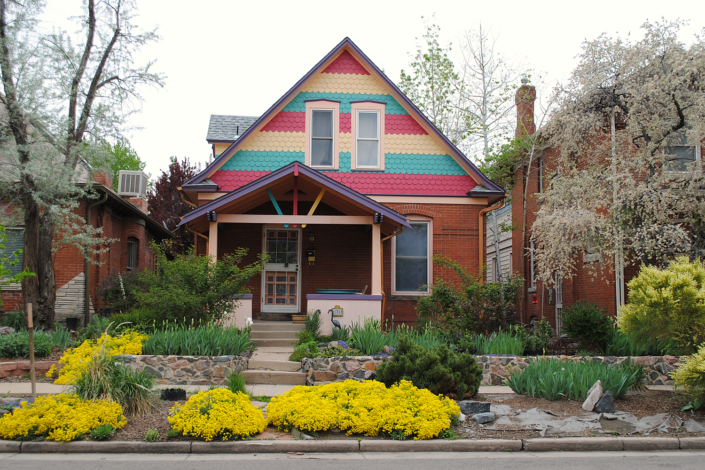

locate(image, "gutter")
[[85, 192, 109, 321], [478, 194, 508, 284]]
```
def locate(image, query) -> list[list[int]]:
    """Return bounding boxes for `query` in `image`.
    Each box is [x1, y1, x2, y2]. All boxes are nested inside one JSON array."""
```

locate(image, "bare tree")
[[0, 0, 164, 328]]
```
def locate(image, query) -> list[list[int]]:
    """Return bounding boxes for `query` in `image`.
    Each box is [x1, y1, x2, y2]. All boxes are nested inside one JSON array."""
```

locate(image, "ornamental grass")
[[266, 380, 461, 440], [167, 388, 266, 441], [47, 330, 146, 385], [0, 393, 126, 442]]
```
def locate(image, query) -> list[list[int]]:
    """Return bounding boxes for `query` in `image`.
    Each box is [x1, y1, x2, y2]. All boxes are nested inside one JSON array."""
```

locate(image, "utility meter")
[[306, 249, 316, 266]]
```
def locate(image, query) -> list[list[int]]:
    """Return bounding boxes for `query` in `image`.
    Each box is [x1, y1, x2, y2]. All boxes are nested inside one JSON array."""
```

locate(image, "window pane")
[[358, 112, 378, 138], [357, 140, 379, 167], [395, 258, 428, 292], [1, 229, 24, 276], [667, 146, 696, 171], [395, 223, 428, 257], [311, 139, 333, 166], [312, 110, 333, 138]]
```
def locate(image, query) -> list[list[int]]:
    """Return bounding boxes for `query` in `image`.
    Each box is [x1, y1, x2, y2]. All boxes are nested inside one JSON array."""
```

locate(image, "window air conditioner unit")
[[118, 170, 148, 198]]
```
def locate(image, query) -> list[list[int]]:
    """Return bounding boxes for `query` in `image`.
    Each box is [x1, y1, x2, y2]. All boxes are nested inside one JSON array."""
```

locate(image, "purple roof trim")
[[183, 183, 218, 191], [349, 100, 387, 104], [307, 294, 383, 301], [186, 38, 503, 194], [230, 294, 253, 300], [178, 161, 410, 228], [304, 98, 341, 103], [208, 139, 237, 144]]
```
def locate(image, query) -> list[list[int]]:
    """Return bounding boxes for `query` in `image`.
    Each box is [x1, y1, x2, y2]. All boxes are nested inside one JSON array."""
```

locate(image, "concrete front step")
[[252, 338, 297, 348], [248, 359, 301, 372], [250, 331, 299, 340], [251, 322, 303, 332], [243, 370, 306, 385]]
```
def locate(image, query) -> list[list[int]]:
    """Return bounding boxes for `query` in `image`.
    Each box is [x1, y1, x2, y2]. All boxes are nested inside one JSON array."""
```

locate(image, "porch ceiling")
[[179, 162, 410, 234]]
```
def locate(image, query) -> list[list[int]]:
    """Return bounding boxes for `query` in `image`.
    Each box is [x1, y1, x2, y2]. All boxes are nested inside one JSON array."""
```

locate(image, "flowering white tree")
[[0, 0, 163, 327], [532, 20, 705, 287]]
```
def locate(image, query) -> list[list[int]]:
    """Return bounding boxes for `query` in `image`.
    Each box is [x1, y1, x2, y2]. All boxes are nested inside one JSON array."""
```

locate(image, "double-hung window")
[[666, 132, 700, 172], [126, 237, 138, 271], [311, 110, 334, 167], [393, 221, 430, 294], [356, 111, 380, 168]]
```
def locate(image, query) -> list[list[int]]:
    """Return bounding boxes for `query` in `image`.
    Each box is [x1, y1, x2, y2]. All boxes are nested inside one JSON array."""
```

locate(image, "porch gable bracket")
[[217, 215, 372, 225]]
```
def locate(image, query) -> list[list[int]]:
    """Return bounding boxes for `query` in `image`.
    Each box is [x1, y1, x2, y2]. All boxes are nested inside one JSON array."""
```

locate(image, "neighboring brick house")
[[179, 38, 505, 330], [1, 172, 173, 327], [497, 80, 704, 332]]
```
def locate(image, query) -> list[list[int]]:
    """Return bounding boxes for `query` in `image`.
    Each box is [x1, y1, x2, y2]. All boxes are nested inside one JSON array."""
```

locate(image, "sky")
[[39, 0, 703, 179]]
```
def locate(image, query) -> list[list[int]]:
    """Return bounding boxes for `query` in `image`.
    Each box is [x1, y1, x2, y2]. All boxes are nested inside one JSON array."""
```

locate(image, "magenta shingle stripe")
[[261, 111, 305, 133], [322, 50, 370, 75]]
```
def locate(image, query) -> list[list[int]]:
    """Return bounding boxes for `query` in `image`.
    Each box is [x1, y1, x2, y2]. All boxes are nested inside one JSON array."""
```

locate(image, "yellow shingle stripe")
[[303, 73, 389, 95], [339, 133, 351, 153], [385, 133, 447, 155], [239, 131, 305, 152]]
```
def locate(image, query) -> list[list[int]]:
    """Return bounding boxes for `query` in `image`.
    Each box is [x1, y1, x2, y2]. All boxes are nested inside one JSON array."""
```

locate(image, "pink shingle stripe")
[[211, 170, 477, 196], [261, 112, 306, 133], [340, 113, 352, 133], [385, 114, 427, 135], [322, 50, 370, 75]]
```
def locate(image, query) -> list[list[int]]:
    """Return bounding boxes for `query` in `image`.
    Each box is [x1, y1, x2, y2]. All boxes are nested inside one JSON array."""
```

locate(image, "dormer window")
[[305, 100, 340, 169], [311, 110, 334, 167], [350, 101, 385, 170]]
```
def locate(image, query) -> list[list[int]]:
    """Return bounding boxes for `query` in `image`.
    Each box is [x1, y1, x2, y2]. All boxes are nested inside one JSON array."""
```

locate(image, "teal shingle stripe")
[[219, 151, 304, 171], [283, 92, 407, 115], [335, 152, 465, 175]]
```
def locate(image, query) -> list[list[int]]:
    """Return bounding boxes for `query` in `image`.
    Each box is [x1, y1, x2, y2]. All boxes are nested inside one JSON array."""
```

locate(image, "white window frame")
[[664, 145, 701, 173], [350, 101, 385, 171], [310, 109, 335, 168], [305, 100, 340, 169], [392, 218, 432, 295], [355, 110, 381, 169], [529, 237, 537, 289]]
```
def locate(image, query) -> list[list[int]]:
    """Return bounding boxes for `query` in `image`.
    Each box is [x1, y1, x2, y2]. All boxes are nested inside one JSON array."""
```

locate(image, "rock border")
[[1, 437, 703, 453]]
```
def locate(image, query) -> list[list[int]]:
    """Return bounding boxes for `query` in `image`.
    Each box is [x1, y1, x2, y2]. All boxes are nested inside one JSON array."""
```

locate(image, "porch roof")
[[178, 162, 410, 229]]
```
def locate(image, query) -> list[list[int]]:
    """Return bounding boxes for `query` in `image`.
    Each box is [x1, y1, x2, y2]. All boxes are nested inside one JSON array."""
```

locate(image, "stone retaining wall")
[[116, 355, 248, 385], [302, 355, 683, 387], [0, 361, 58, 378]]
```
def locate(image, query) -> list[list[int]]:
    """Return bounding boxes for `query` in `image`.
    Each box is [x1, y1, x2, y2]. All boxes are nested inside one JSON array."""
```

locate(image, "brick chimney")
[[92, 170, 113, 191], [515, 78, 536, 137], [128, 197, 149, 214]]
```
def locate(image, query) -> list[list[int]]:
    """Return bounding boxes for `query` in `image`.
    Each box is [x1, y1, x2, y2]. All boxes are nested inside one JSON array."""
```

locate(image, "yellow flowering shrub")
[[0, 393, 125, 442], [267, 380, 461, 440], [47, 331, 146, 385], [671, 343, 705, 400], [168, 388, 266, 441]]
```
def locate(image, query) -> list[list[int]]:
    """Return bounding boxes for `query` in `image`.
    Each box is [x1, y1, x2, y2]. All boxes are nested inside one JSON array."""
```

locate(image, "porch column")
[[371, 224, 381, 295], [209, 222, 218, 260]]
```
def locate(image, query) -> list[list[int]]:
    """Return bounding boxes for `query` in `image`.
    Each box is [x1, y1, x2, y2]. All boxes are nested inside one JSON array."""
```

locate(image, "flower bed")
[[168, 388, 266, 441], [303, 355, 683, 386], [267, 380, 460, 440], [0, 393, 126, 442], [116, 355, 248, 385]]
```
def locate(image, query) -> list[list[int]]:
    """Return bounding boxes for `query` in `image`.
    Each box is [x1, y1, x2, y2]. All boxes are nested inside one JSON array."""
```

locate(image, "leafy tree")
[[532, 20, 705, 284], [0, 0, 163, 328], [107, 140, 146, 190]]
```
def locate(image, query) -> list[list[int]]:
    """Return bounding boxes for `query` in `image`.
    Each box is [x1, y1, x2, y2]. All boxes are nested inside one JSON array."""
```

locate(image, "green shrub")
[[416, 257, 522, 335], [74, 348, 157, 416], [144, 429, 159, 442], [0, 331, 52, 358], [475, 330, 525, 356], [45, 328, 73, 350], [142, 324, 253, 356], [131, 244, 265, 325], [506, 358, 642, 400], [671, 343, 705, 410], [98, 268, 146, 314], [167, 429, 180, 438], [77, 316, 115, 342], [226, 371, 248, 395], [560, 300, 613, 352], [603, 328, 678, 356], [89, 424, 116, 441], [330, 326, 350, 342], [350, 320, 388, 355], [304, 309, 322, 338], [619, 257, 705, 352], [1, 311, 25, 331], [376, 336, 483, 399]]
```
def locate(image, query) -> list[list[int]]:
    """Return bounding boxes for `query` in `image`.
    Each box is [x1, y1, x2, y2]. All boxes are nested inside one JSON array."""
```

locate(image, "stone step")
[[253, 347, 296, 354], [248, 359, 301, 372], [252, 338, 297, 348], [251, 322, 304, 332], [250, 331, 299, 340], [243, 370, 306, 385], [256, 313, 293, 322]]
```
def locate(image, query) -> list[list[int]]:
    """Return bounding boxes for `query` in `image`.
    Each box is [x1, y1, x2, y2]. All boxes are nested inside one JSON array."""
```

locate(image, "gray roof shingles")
[[206, 115, 260, 142]]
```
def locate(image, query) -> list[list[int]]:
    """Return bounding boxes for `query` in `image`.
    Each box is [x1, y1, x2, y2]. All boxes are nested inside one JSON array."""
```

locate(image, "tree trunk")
[[21, 197, 40, 327], [36, 211, 56, 329]]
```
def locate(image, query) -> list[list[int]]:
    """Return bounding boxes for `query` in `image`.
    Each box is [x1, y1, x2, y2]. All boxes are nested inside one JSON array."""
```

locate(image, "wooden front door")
[[261, 228, 301, 313]]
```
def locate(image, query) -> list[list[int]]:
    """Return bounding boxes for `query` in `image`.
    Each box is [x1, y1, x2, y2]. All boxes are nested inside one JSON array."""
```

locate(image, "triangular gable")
[[187, 38, 503, 194], [179, 162, 411, 229]]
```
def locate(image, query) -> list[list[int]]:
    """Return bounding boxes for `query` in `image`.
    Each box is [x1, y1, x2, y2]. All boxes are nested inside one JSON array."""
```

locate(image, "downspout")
[[380, 226, 404, 326], [478, 194, 508, 284], [85, 192, 109, 322], [185, 225, 209, 258]]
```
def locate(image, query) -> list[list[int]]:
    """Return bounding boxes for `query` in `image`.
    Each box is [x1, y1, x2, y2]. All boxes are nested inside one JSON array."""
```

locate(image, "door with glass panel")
[[262, 228, 301, 313]]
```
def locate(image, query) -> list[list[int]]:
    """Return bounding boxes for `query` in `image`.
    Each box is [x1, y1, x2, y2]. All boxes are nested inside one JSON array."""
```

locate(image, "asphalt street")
[[2, 451, 705, 469]]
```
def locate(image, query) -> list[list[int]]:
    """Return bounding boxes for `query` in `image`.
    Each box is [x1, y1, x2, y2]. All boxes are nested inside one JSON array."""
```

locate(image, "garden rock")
[[0, 409, 9, 415], [458, 400, 491, 415], [0, 327, 14, 335], [594, 390, 615, 414], [472, 412, 496, 424], [582, 379, 603, 412]]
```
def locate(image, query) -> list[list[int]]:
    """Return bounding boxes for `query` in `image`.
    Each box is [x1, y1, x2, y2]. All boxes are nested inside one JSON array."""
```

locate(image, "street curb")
[[0, 437, 703, 453]]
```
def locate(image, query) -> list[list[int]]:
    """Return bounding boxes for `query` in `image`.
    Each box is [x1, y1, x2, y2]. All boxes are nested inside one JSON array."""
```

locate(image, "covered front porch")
[[179, 162, 410, 330]]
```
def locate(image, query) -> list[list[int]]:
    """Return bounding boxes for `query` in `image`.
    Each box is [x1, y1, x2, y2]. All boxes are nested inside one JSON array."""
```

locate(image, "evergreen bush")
[[560, 300, 613, 352]]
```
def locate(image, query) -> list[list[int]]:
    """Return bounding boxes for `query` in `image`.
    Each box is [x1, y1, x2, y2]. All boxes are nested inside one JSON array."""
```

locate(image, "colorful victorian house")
[[178, 38, 504, 333]]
